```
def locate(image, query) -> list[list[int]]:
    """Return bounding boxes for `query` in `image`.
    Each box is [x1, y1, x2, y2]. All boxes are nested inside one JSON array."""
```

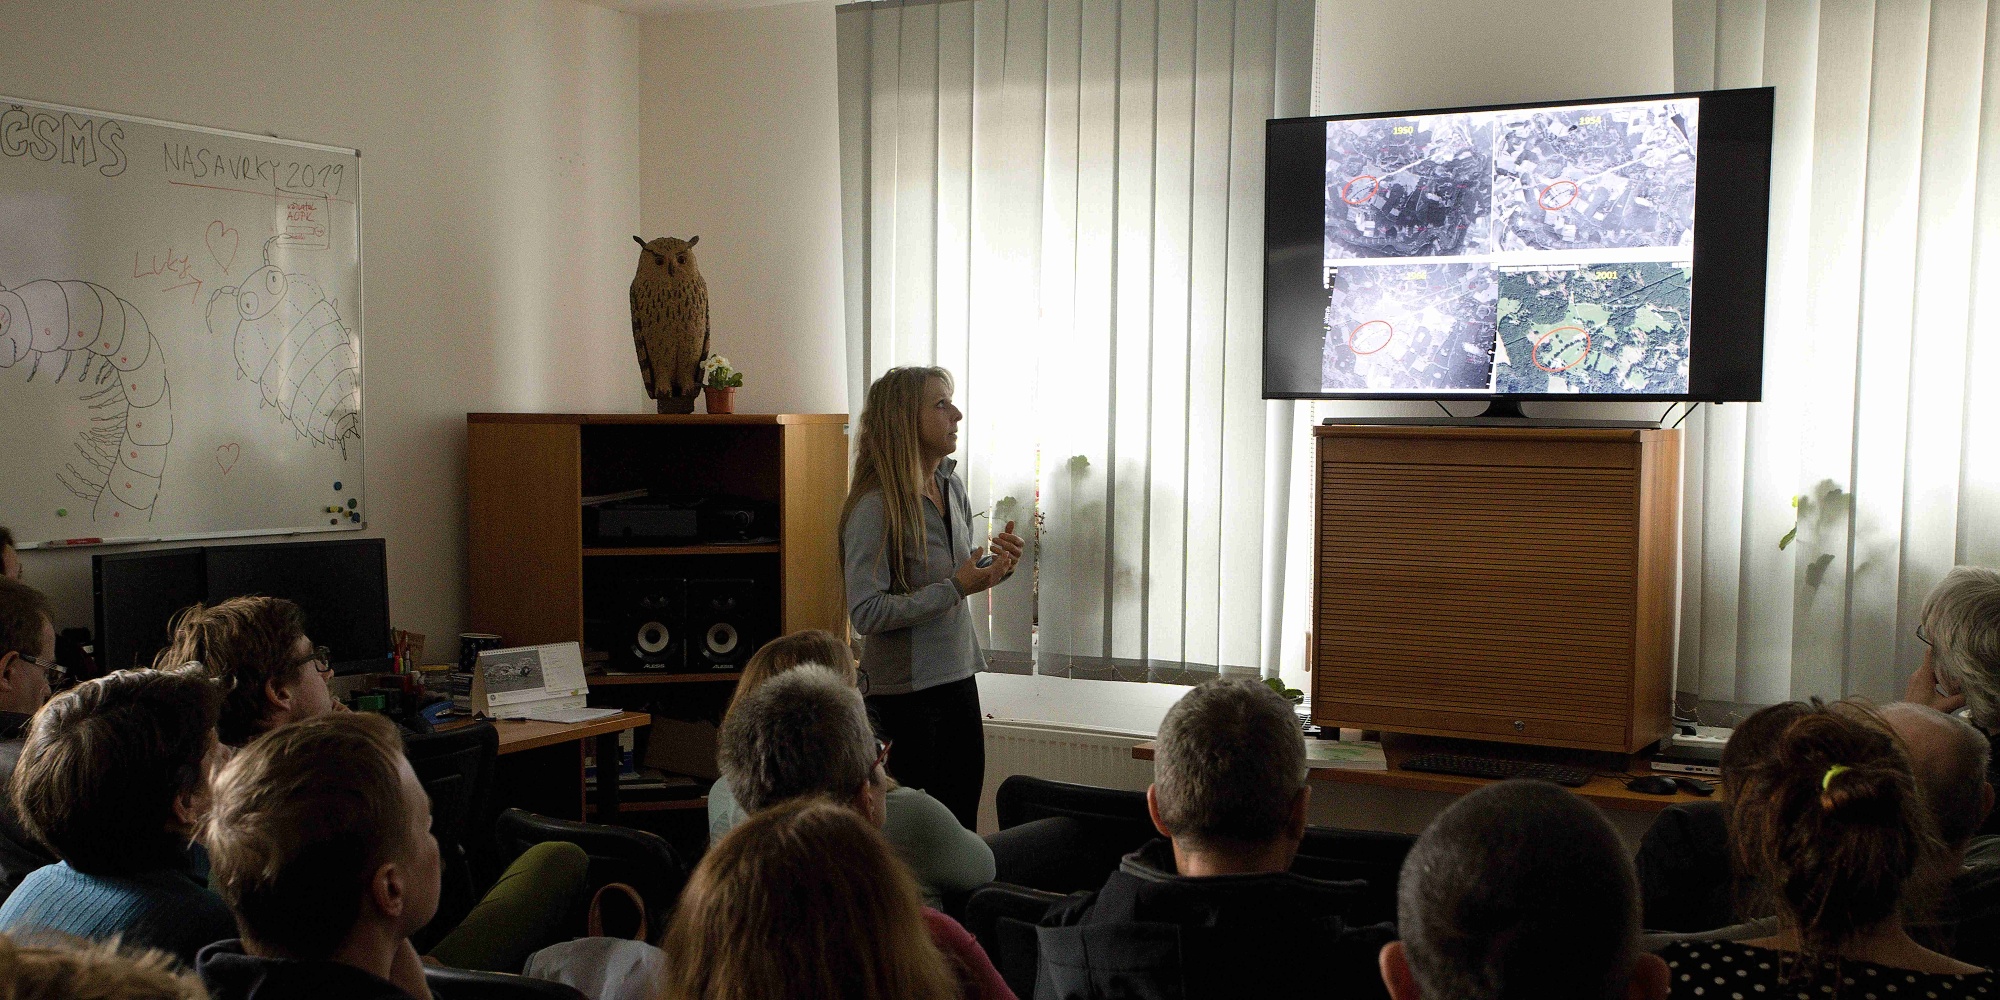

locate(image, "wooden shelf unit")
[[1309, 425, 1680, 755], [466, 412, 849, 651]]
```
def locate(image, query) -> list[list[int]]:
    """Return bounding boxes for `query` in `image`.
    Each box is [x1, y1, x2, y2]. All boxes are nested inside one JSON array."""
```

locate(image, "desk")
[[1129, 732, 1711, 815], [445, 712, 651, 823]]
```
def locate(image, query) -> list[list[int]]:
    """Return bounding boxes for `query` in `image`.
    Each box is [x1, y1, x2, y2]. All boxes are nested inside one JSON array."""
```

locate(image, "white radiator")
[[976, 721, 1157, 834]]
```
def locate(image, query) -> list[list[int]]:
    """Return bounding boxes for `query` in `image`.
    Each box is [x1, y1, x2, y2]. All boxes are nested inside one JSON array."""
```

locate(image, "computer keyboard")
[[1399, 753, 1593, 788]]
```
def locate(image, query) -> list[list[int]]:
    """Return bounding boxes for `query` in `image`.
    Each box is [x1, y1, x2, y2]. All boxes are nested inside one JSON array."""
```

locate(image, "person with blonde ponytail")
[[841, 367, 1023, 830], [1657, 699, 1998, 997]]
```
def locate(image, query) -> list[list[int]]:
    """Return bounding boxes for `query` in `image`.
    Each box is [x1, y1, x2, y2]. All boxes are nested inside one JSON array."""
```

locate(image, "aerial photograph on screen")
[[1324, 114, 1494, 260], [1492, 101, 1698, 252], [1321, 263, 1499, 392], [1492, 261, 1692, 394]]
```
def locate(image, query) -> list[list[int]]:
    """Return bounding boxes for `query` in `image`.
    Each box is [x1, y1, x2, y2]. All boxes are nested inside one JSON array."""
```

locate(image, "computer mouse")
[[1672, 776, 1716, 796], [1626, 775, 1680, 795]]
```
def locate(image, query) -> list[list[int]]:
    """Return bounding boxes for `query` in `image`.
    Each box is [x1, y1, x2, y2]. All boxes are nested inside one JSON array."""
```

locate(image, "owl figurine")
[[630, 235, 710, 414]]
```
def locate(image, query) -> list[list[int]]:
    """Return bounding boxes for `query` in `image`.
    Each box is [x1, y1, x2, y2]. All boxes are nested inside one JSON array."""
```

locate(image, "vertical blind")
[[1672, 0, 2000, 712], [836, 0, 1315, 680]]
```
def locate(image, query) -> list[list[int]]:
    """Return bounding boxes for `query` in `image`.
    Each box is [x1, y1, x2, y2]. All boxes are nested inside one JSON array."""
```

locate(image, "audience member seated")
[[662, 797, 967, 1000], [1903, 566, 2000, 834], [718, 667, 1014, 1000], [0, 578, 59, 900], [1634, 701, 1808, 933], [198, 713, 439, 1000], [708, 628, 994, 907], [0, 667, 235, 965], [162, 593, 585, 972], [1656, 698, 1996, 996], [0, 934, 206, 1000], [1879, 702, 2000, 968], [155, 596, 336, 748], [1036, 676, 1392, 1000], [0, 528, 19, 581], [1383, 779, 1669, 1000]]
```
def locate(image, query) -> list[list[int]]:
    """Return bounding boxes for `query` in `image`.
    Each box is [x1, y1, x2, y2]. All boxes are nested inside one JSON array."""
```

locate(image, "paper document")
[[1305, 739, 1387, 771], [523, 706, 623, 725]]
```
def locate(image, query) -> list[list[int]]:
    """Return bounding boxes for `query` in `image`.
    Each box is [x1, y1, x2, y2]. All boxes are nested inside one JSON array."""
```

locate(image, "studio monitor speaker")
[[606, 577, 686, 672], [688, 578, 759, 670]]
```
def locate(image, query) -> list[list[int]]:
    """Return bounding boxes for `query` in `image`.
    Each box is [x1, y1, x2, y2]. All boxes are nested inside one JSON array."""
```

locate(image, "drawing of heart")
[[215, 443, 241, 474], [205, 221, 240, 274]]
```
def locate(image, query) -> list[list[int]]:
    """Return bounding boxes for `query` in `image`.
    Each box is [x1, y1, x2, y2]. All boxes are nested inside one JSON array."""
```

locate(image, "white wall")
[[1315, 0, 1677, 116], [2, 0, 647, 648], [638, 1, 849, 417]]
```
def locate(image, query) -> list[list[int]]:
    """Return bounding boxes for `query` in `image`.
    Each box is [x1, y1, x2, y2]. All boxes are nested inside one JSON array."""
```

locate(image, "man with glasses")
[[0, 577, 59, 901], [153, 596, 338, 748]]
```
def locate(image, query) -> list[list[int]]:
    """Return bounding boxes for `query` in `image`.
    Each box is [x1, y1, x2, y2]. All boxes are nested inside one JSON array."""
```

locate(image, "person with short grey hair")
[[716, 666, 882, 820], [1037, 676, 1391, 1000], [1903, 566, 2000, 836]]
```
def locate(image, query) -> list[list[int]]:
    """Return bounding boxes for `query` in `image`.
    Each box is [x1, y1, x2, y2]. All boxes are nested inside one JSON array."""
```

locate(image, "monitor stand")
[[1320, 398, 1667, 429]]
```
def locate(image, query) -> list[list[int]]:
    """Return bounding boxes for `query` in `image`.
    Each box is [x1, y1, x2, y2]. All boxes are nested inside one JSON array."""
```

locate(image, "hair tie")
[[1822, 764, 1850, 791]]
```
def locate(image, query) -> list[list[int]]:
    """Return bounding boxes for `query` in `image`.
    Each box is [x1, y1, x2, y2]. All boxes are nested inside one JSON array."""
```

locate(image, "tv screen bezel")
[[1263, 86, 1774, 404]]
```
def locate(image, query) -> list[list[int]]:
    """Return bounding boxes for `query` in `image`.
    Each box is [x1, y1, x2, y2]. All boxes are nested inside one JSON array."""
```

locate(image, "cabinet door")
[[1312, 435, 1641, 752]]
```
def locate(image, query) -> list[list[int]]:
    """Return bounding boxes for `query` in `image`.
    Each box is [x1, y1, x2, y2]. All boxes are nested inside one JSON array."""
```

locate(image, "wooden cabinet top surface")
[[1313, 424, 1672, 442]]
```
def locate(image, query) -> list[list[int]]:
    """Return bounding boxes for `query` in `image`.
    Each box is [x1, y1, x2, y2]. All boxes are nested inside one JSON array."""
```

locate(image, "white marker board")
[[0, 96, 364, 547]]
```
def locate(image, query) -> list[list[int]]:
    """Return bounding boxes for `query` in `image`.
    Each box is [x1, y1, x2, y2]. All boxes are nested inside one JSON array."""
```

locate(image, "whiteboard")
[[0, 96, 364, 548]]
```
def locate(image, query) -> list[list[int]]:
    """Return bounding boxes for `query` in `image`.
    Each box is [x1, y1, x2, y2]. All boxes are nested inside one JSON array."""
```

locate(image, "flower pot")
[[703, 387, 737, 414]]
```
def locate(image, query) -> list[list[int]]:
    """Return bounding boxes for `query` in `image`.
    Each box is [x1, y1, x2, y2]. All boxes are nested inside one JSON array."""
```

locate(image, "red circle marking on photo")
[[1533, 325, 1591, 372], [1348, 320, 1395, 355], [1341, 175, 1381, 205], [1538, 180, 1580, 211]]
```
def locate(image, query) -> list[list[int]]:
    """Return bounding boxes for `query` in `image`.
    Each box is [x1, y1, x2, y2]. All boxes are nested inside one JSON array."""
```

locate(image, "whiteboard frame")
[[2, 94, 368, 552]]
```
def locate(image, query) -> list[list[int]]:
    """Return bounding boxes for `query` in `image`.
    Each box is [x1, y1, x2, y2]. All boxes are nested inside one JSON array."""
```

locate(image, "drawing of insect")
[[0, 279, 172, 520], [206, 239, 359, 454]]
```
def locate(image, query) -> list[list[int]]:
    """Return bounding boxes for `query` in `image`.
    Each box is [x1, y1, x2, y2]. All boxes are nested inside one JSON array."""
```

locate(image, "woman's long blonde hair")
[[724, 629, 856, 722], [660, 798, 964, 1000], [841, 366, 952, 594]]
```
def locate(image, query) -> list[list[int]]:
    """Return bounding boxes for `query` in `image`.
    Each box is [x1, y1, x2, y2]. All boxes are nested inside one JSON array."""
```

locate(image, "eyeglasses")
[[1917, 621, 1935, 648], [857, 667, 871, 696], [301, 645, 334, 678], [874, 737, 893, 769], [18, 653, 67, 691]]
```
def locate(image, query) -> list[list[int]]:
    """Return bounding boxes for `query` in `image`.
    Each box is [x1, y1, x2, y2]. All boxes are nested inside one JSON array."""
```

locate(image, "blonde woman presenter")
[[840, 367, 1022, 830]]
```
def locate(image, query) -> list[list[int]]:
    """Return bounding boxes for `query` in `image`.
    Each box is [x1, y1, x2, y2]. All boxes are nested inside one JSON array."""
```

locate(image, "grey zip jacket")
[[842, 457, 986, 694]]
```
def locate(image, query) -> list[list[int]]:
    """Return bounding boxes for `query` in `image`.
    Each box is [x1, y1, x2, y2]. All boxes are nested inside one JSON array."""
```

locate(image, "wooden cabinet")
[[465, 413, 850, 655], [1309, 425, 1679, 754]]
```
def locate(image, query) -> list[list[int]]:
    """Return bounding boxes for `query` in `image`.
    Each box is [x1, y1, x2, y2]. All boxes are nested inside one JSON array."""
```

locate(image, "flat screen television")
[[1264, 87, 1774, 406], [93, 538, 390, 676]]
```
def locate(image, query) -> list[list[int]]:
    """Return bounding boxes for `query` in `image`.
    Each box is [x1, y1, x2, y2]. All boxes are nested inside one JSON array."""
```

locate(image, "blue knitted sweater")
[[0, 841, 236, 966]]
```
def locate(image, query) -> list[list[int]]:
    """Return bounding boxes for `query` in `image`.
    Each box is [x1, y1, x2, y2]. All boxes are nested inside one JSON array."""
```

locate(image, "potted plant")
[[700, 355, 743, 414]]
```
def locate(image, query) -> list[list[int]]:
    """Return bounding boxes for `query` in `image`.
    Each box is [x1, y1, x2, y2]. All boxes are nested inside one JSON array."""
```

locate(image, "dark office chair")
[[964, 882, 1069, 1000], [425, 965, 587, 1000], [494, 808, 688, 939], [1293, 826, 1415, 925], [405, 721, 500, 951], [986, 776, 1156, 894]]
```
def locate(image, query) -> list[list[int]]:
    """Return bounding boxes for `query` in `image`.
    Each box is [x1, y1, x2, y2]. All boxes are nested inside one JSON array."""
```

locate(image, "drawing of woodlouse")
[[0, 279, 172, 520], [206, 240, 359, 452]]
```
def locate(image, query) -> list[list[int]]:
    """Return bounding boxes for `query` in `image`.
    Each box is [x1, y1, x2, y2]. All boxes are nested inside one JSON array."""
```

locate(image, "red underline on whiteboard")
[[166, 179, 356, 205]]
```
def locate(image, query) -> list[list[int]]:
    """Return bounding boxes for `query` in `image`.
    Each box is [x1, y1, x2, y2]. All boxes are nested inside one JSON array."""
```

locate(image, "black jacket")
[[1035, 839, 1394, 1000], [1634, 801, 1734, 932], [197, 940, 415, 1000], [0, 711, 54, 902]]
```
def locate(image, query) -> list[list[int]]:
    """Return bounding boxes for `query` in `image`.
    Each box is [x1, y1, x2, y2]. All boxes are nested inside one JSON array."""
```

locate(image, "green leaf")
[[1778, 526, 1797, 551]]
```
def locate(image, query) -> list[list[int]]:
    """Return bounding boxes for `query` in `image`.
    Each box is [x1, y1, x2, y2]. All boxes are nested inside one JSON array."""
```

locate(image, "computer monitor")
[[92, 547, 205, 675], [93, 537, 391, 677], [205, 538, 391, 675]]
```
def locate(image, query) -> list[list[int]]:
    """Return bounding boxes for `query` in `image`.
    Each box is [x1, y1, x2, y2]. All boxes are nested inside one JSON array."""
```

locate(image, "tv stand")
[[1310, 424, 1679, 754], [1319, 398, 1668, 429]]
